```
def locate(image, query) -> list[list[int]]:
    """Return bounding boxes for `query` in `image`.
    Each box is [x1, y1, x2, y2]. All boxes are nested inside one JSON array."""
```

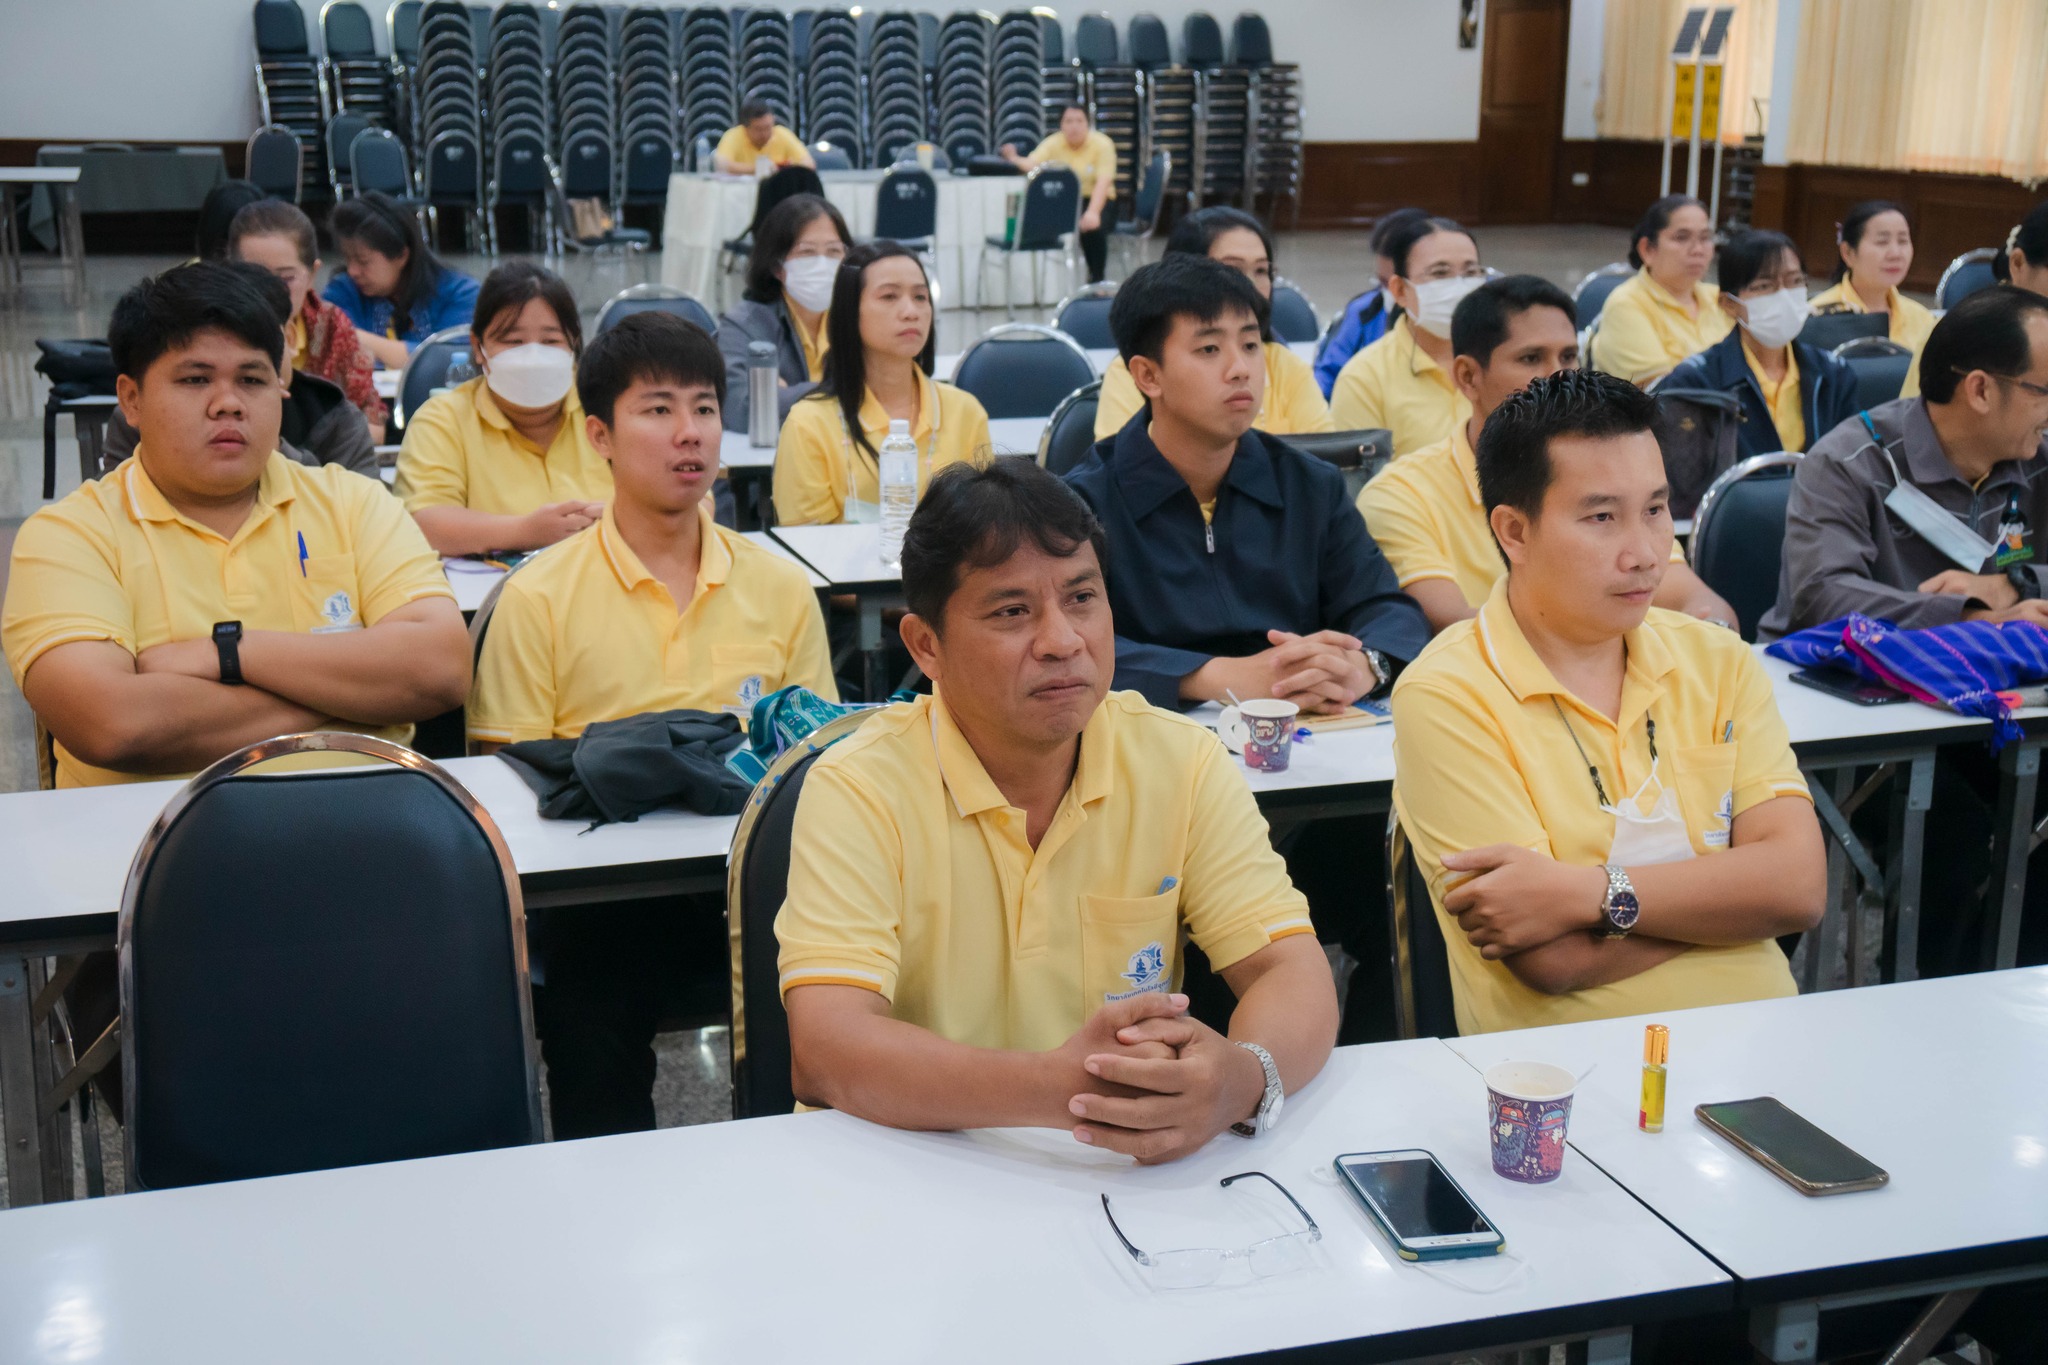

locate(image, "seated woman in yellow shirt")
[[1001, 103, 1118, 284], [1809, 201, 1936, 397], [1329, 215, 1483, 453], [1593, 195, 1732, 387], [773, 242, 991, 525], [1095, 206, 1334, 440], [712, 100, 816, 174], [394, 261, 612, 557]]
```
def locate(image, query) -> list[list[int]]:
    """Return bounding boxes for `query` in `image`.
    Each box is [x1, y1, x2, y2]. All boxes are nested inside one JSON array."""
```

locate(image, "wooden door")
[[1478, 0, 1571, 223]]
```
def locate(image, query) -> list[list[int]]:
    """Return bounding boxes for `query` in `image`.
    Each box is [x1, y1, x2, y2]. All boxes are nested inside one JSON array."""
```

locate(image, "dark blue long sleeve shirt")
[[1064, 416, 1430, 708]]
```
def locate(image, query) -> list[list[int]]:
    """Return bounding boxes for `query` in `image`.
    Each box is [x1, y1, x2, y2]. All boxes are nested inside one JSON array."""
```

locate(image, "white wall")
[[1563, 0, 1608, 140], [0, 0, 1483, 147]]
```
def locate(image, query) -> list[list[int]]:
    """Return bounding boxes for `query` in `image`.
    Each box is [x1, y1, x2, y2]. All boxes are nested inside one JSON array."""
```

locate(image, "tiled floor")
[[0, 225, 1631, 1180]]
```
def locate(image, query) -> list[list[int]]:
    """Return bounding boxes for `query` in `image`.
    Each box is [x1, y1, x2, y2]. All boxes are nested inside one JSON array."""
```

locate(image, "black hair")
[[576, 311, 726, 426], [1475, 370, 1660, 538], [743, 193, 853, 304], [108, 261, 287, 381], [228, 198, 320, 269], [1369, 207, 1430, 258], [1165, 205, 1274, 268], [815, 241, 937, 465], [1383, 215, 1474, 280], [739, 98, 774, 124], [1919, 285, 2048, 405], [1993, 202, 2048, 284], [329, 191, 445, 337], [1628, 194, 1707, 270], [901, 459, 1107, 631], [1059, 101, 1089, 120], [195, 180, 267, 262], [1715, 229, 1803, 297], [1108, 253, 1267, 366], [1832, 200, 1909, 284], [1451, 274, 1576, 364], [471, 259, 585, 357], [220, 259, 293, 327]]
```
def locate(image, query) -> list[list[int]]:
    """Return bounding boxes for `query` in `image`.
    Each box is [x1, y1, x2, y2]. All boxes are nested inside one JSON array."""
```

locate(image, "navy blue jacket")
[[1063, 416, 1430, 708], [1661, 328, 1861, 457]]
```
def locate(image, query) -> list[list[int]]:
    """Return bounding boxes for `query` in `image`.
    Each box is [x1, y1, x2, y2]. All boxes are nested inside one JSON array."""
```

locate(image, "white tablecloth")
[[660, 170, 1076, 312]]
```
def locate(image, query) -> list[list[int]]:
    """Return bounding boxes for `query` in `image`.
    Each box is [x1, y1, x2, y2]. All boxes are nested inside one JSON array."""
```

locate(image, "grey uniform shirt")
[[1759, 396, 2048, 639]]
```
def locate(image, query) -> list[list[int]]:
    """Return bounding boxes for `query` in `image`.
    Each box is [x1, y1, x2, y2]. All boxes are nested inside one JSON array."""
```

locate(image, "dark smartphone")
[[1788, 667, 1908, 706], [1695, 1098, 1889, 1196], [1334, 1149, 1505, 1260]]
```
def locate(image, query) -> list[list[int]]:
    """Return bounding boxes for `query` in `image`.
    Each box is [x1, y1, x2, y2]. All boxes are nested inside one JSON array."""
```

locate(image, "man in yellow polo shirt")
[[778, 460, 1337, 1159], [1391, 370, 1824, 1036], [1360, 275, 1734, 634], [468, 312, 835, 1139], [713, 100, 816, 174], [3, 262, 470, 789], [1001, 103, 1117, 283]]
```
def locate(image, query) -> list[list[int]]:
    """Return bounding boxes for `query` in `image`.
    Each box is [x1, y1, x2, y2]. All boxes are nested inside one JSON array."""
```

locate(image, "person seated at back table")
[[231, 198, 389, 437], [1065, 253, 1427, 713], [1662, 231, 1860, 459], [1807, 200, 1935, 400], [773, 242, 991, 525], [1593, 195, 1731, 388], [777, 459, 1338, 1158], [718, 193, 851, 432], [324, 191, 480, 372], [104, 262, 380, 481], [468, 312, 835, 1137], [1392, 370, 1825, 1035], [999, 102, 1119, 285], [1361, 275, 1733, 634], [1329, 215, 1484, 454], [713, 99, 816, 175], [395, 260, 613, 556], [1995, 201, 2048, 299], [1313, 206, 1429, 399], [1093, 206, 1334, 440]]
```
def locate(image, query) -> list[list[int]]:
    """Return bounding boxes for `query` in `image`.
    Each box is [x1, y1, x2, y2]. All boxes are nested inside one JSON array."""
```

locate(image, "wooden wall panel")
[[1298, 142, 1482, 228], [1747, 163, 2037, 295]]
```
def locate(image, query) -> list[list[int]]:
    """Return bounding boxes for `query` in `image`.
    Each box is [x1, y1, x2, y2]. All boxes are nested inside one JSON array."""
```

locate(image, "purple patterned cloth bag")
[[1767, 614, 2048, 749]]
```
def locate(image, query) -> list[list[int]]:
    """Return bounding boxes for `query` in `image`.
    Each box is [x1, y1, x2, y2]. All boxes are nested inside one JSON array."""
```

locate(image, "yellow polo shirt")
[[792, 309, 830, 383], [715, 123, 810, 169], [1358, 422, 1686, 609], [772, 371, 991, 525], [3, 452, 454, 788], [1029, 130, 1118, 199], [1328, 315, 1472, 455], [1390, 582, 1810, 1034], [1093, 343, 1335, 440], [1594, 269, 1733, 387], [394, 375, 612, 517], [776, 690, 1314, 1049], [1808, 280, 1935, 398], [1741, 335, 1806, 453], [468, 504, 835, 744]]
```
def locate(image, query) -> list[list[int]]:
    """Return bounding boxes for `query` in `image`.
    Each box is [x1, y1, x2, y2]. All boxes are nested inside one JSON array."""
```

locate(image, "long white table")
[[1446, 970, 2048, 1363], [0, 1038, 1728, 1363], [0, 166, 85, 300]]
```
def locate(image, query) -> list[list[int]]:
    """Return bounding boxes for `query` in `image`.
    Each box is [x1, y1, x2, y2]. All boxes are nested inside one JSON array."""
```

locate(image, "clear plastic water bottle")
[[878, 418, 919, 567], [441, 348, 477, 392]]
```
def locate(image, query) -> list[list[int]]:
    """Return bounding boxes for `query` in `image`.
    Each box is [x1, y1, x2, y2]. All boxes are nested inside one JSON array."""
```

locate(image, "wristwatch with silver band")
[[1598, 863, 1641, 939], [1231, 1041, 1284, 1137], [1362, 647, 1392, 697]]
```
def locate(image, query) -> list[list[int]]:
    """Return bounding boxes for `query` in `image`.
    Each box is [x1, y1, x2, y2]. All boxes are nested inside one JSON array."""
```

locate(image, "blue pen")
[[1155, 876, 1178, 895], [297, 531, 309, 577]]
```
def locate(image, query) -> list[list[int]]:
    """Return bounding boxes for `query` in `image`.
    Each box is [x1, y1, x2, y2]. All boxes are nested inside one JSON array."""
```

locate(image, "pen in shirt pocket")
[[297, 531, 309, 578], [1722, 720, 1734, 744]]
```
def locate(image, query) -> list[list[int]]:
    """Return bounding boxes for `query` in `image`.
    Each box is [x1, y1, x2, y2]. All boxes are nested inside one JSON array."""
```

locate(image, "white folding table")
[[0, 166, 84, 300]]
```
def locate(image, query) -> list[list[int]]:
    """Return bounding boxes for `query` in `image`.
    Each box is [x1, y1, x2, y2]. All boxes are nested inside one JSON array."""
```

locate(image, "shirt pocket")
[[1080, 889, 1182, 1007], [1670, 742, 1739, 853], [291, 553, 365, 633], [712, 644, 786, 713]]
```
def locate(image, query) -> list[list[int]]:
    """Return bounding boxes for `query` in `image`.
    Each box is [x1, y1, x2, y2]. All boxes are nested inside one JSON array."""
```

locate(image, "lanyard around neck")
[[1550, 697, 1656, 809]]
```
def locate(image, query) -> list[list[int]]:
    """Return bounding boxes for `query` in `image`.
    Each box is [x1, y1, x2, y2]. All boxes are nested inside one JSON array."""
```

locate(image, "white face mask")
[[1739, 285, 1810, 350], [484, 342, 575, 409], [1408, 275, 1484, 336], [781, 255, 839, 314]]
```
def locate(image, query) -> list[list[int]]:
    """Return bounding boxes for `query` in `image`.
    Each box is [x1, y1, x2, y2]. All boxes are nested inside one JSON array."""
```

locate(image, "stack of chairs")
[[991, 11, 1045, 157], [485, 3, 556, 253], [619, 7, 678, 220], [1075, 17, 1141, 210], [1132, 16, 1194, 213], [1187, 9, 1248, 211], [414, 0, 485, 244], [868, 11, 928, 168], [680, 7, 738, 168], [323, 1, 400, 132], [737, 9, 798, 129], [553, 5, 616, 211], [1246, 61, 1303, 227], [252, 0, 332, 195], [934, 11, 994, 168], [802, 9, 863, 166]]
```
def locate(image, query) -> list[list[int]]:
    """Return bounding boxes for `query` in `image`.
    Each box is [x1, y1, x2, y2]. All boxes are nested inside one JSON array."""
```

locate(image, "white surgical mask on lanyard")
[[1863, 412, 1999, 571], [781, 255, 840, 314], [838, 387, 940, 524], [1553, 700, 1697, 867], [1409, 275, 1485, 337], [484, 343, 575, 409], [1739, 285, 1810, 351]]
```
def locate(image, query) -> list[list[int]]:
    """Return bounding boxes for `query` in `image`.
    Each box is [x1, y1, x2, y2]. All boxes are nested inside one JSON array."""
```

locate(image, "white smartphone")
[[1335, 1149, 1506, 1261]]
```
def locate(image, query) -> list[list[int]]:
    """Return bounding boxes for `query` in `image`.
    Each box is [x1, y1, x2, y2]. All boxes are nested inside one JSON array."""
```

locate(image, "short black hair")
[[329, 191, 447, 337], [1108, 254, 1267, 365], [744, 192, 852, 304], [1451, 274, 1576, 364], [1715, 229, 1802, 297], [901, 460, 1107, 631], [229, 198, 320, 269], [739, 99, 774, 124], [1475, 369, 1660, 533], [577, 312, 726, 426], [220, 259, 293, 327], [1920, 286, 2048, 405], [1628, 194, 1708, 270], [108, 261, 288, 381], [472, 260, 585, 356], [195, 180, 267, 262], [1164, 205, 1274, 269], [1369, 207, 1430, 258]]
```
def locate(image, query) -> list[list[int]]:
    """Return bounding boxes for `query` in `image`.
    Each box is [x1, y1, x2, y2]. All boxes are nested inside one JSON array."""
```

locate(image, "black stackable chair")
[[952, 324, 1098, 419], [1386, 814, 1458, 1041], [1038, 378, 1104, 476], [1833, 336, 1916, 409], [1053, 282, 1118, 349], [1689, 451, 1803, 642]]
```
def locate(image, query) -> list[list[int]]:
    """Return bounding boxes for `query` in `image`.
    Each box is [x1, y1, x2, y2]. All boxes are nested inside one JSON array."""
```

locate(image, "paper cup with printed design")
[[1219, 699, 1300, 772], [1484, 1061, 1577, 1183]]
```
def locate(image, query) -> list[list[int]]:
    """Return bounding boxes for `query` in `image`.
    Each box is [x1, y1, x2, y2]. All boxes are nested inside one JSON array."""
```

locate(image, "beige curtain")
[[1597, 0, 1778, 144], [1786, 0, 2048, 182]]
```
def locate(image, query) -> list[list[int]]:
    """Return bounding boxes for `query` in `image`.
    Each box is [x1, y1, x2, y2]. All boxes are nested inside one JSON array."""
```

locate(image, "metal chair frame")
[[952, 323, 1097, 418], [976, 162, 1081, 317], [1036, 377, 1104, 475], [1936, 247, 2001, 311]]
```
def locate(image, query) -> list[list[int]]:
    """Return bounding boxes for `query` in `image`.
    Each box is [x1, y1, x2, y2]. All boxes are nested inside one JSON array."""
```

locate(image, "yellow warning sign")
[[1700, 64, 1723, 140], [1670, 62, 1699, 138]]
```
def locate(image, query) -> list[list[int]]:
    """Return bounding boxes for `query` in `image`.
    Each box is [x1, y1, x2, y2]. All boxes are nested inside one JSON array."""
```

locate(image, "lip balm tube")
[[1639, 1024, 1669, 1133]]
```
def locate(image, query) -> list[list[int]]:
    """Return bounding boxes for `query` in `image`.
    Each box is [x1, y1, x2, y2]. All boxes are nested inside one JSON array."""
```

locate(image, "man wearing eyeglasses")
[[775, 459, 1339, 1163]]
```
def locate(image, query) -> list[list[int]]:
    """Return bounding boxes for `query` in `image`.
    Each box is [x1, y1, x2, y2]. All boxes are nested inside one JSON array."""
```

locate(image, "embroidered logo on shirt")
[[1995, 490, 2033, 568], [1106, 942, 1168, 1002], [737, 675, 765, 710], [320, 591, 355, 628], [1704, 789, 1734, 849]]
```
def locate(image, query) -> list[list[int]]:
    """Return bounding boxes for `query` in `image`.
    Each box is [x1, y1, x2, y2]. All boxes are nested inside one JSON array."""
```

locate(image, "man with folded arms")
[[1392, 370, 1825, 1034], [777, 460, 1337, 1161]]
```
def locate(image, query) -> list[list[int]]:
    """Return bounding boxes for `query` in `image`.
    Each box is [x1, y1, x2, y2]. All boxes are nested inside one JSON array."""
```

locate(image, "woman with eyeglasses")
[[324, 191, 480, 371], [773, 242, 991, 526], [717, 193, 852, 433], [1593, 195, 1731, 388], [1093, 206, 1334, 440], [1329, 215, 1484, 454]]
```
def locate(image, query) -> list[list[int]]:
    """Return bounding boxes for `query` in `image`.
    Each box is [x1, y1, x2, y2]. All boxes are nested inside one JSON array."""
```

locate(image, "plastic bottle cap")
[[1643, 1023, 1669, 1065], [888, 419, 911, 437]]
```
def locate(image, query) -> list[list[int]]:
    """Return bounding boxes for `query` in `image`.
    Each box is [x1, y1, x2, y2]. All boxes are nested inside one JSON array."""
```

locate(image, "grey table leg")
[[0, 953, 48, 1208], [1884, 754, 1934, 982], [1751, 1301, 1820, 1364], [59, 184, 86, 303], [1575, 1329, 1632, 1364], [1990, 738, 2041, 970], [859, 596, 884, 703], [0, 186, 20, 295]]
